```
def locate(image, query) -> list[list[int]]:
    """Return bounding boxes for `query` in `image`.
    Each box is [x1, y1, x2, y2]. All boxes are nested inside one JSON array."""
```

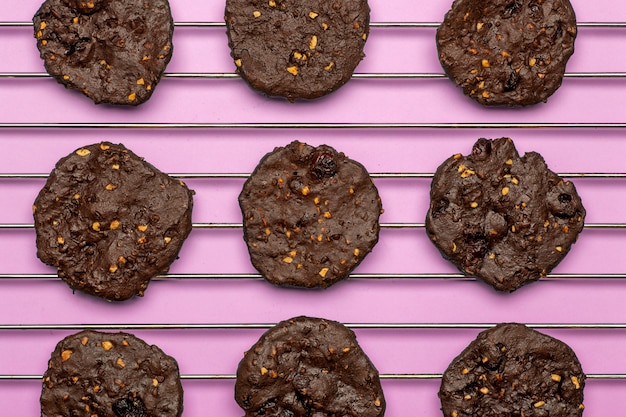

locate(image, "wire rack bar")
[[1, 122, 626, 129], [3, 71, 626, 79], [2, 21, 626, 28], [2, 172, 626, 179], [2, 272, 626, 280], [0, 222, 624, 230], [0, 373, 624, 381], [2, 322, 626, 330]]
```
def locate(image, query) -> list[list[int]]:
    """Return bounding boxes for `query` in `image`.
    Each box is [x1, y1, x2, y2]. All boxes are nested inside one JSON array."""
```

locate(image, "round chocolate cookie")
[[239, 141, 382, 288], [41, 330, 183, 417], [436, 0, 577, 106], [235, 316, 386, 417], [33, 142, 194, 301], [225, 0, 370, 101], [425, 138, 585, 292], [33, 0, 174, 105], [439, 323, 585, 417]]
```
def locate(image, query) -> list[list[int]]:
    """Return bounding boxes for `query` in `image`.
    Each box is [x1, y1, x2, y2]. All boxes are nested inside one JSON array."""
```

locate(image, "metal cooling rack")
[[1, 13, 626, 417]]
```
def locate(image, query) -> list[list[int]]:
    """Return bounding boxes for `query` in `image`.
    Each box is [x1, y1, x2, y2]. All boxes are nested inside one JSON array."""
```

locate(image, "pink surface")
[[1, 0, 626, 416]]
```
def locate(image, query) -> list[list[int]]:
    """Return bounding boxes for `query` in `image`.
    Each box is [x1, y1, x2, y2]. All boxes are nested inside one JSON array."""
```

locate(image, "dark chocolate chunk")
[[439, 323, 585, 417], [239, 141, 382, 288], [41, 330, 183, 417], [33, 0, 174, 105], [436, 0, 577, 106], [425, 138, 585, 292], [235, 316, 386, 417], [33, 142, 194, 301], [225, 0, 370, 101]]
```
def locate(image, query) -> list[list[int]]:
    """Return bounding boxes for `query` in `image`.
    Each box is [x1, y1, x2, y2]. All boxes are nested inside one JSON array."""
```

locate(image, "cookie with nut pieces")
[[439, 323, 585, 417], [225, 0, 370, 101], [239, 141, 382, 288], [33, 142, 194, 301], [33, 0, 174, 105], [425, 137, 585, 292], [235, 316, 386, 417], [41, 330, 183, 417], [436, 0, 577, 106]]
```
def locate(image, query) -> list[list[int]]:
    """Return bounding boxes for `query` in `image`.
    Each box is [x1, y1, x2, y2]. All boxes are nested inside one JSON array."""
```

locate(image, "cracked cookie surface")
[[33, 0, 173, 105], [425, 138, 585, 292], [235, 316, 385, 417], [33, 142, 194, 301]]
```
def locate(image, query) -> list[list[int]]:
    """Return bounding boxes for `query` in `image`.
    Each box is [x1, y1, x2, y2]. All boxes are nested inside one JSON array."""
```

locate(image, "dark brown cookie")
[[33, 0, 174, 105], [41, 330, 183, 417], [439, 323, 585, 417], [33, 142, 194, 301], [436, 0, 577, 106], [235, 316, 386, 417], [239, 141, 382, 288], [425, 138, 585, 292], [225, 0, 370, 101]]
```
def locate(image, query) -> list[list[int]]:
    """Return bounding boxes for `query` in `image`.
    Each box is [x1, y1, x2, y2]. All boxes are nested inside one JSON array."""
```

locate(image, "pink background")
[[1, 0, 626, 415]]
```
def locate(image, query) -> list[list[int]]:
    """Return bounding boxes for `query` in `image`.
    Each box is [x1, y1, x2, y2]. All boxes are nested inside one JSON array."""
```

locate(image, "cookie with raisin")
[[225, 0, 370, 101], [33, 0, 174, 105], [33, 142, 194, 301], [41, 330, 183, 417], [439, 323, 585, 417], [239, 141, 382, 288], [425, 137, 585, 292], [436, 0, 577, 106], [235, 316, 385, 417]]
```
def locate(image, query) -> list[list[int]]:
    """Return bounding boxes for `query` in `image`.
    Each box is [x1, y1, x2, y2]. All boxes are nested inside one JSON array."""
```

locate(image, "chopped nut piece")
[[319, 268, 329, 277], [253, 10, 261, 17], [57, 237, 65, 245], [101, 341, 113, 351], [309, 11, 318, 18], [476, 22, 484, 30], [529, 57, 537, 67], [374, 398, 381, 407], [81, 337, 89, 345], [128, 92, 136, 101], [92, 222, 101, 231], [61, 350, 73, 361], [109, 264, 118, 273], [136, 78, 145, 85], [260, 367, 268, 375], [116, 358, 125, 368], [309, 35, 318, 50], [282, 256, 294, 264], [137, 225, 148, 232], [534, 401, 546, 408], [269, 0, 276, 6], [470, 202, 478, 208], [571, 376, 580, 389], [551, 374, 562, 382], [555, 246, 563, 252], [324, 62, 335, 71], [235, 59, 242, 67], [164, 236, 172, 244], [287, 66, 299, 76], [152, 378, 159, 386], [75, 148, 91, 157], [301, 186, 310, 195], [501, 187, 510, 196], [110, 220, 120, 230], [105, 183, 117, 190], [479, 387, 489, 394]]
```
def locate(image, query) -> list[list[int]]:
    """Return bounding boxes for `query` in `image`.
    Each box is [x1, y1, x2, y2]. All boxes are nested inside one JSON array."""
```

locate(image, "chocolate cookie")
[[436, 0, 577, 106], [239, 141, 382, 288], [33, 142, 194, 301], [235, 316, 386, 417], [41, 330, 183, 417], [225, 0, 370, 101], [33, 0, 174, 105], [425, 138, 585, 292], [439, 323, 585, 417]]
